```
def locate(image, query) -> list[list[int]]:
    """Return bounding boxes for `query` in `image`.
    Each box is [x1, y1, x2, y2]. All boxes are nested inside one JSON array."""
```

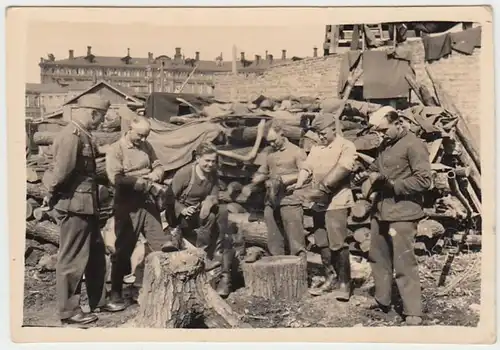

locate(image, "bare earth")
[[23, 243, 481, 329]]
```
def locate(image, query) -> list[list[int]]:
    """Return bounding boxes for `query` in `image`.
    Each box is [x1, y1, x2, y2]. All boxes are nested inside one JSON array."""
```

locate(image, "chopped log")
[[353, 227, 371, 243], [26, 198, 40, 220], [351, 199, 373, 221], [26, 167, 39, 183], [26, 182, 48, 201], [226, 202, 246, 214], [132, 250, 251, 328], [241, 255, 308, 301], [359, 239, 371, 253], [417, 219, 445, 239], [33, 131, 122, 147], [26, 220, 59, 246], [38, 253, 58, 271], [453, 233, 481, 247], [425, 65, 480, 171], [229, 213, 268, 249], [414, 242, 429, 256]]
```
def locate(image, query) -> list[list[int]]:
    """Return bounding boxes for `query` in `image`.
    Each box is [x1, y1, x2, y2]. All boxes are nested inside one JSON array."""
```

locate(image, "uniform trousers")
[[312, 208, 349, 251], [110, 196, 168, 297], [56, 212, 107, 320], [369, 218, 422, 317], [264, 204, 306, 256]]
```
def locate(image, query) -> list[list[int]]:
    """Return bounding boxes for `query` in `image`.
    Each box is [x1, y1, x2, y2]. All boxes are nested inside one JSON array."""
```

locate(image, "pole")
[[231, 45, 238, 103]]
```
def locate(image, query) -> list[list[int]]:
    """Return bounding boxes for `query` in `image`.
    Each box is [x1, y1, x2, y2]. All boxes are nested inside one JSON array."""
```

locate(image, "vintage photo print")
[[6, 5, 496, 344]]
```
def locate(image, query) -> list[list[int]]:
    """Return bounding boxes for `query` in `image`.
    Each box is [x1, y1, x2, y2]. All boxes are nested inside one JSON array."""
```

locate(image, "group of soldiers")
[[41, 92, 432, 327]]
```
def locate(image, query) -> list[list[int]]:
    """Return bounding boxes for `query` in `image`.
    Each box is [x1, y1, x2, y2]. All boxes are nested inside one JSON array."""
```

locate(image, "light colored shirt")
[[256, 138, 307, 178], [301, 135, 357, 211], [105, 134, 162, 186]]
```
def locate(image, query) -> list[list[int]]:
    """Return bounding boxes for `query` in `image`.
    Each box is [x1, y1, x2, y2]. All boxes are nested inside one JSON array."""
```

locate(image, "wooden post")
[[159, 61, 165, 93]]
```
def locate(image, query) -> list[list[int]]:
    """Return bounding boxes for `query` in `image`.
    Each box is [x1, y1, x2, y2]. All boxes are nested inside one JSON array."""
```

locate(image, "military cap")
[[77, 94, 111, 111], [310, 112, 337, 132]]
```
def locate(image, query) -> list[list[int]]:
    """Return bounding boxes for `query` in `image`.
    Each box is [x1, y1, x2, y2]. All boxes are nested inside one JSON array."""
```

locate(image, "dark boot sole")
[[61, 316, 98, 325]]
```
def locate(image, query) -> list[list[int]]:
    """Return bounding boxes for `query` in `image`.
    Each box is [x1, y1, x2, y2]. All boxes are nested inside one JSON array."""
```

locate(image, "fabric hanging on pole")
[[362, 50, 413, 100], [422, 33, 453, 62], [450, 26, 482, 55]]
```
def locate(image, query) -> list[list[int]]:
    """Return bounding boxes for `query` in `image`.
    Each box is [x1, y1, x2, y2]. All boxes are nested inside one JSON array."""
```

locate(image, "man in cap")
[[353, 109, 432, 325], [292, 112, 357, 301], [42, 94, 118, 325], [105, 115, 174, 310], [239, 119, 308, 258]]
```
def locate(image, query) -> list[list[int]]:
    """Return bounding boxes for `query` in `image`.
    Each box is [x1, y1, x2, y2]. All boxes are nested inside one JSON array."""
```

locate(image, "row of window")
[[43, 67, 214, 79]]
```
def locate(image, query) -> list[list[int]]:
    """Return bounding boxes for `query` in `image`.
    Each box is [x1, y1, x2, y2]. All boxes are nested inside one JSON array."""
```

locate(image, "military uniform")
[[42, 120, 106, 321], [367, 129, 432, 318]]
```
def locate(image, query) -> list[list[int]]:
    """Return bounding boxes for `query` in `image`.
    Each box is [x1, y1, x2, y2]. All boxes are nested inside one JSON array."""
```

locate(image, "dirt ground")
[[22, 245, 481, 329]]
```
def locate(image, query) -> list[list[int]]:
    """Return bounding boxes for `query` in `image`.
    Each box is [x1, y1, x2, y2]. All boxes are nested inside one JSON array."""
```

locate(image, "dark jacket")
[[42, 122, 99, 216], [370, 130, 432, 222]]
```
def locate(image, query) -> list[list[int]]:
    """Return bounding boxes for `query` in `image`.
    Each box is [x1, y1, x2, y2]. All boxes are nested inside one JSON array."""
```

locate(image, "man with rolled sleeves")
[[239, 120, 307, 258], [354, 109, 432, 326], [42, 94, 119, 325], [292, 113, 357, 301], [105, 116, 173, 310]]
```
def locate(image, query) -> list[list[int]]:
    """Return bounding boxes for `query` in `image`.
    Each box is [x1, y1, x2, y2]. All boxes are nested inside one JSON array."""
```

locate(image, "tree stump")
[[131, 249, 251, 329], [241, 255, 308, 301]]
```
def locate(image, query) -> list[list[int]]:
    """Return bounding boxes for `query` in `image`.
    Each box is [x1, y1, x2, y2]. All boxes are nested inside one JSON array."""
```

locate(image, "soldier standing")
[[354, 110, 432, 325], [239, 120, 308, 258], [105, 116, 174, 310], [42, 94, 118, 325], [292, 114, 357, 301]]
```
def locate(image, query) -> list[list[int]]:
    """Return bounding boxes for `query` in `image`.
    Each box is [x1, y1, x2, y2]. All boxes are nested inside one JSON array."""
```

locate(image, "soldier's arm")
[[392, 139, 433, 195], [105, 144, 152, 192], [338, 141, 358, 171], [44, 131, 78, 194], [251, 152, 270, 185], [296, 148, 315, 187], [145, 141, 165, 180], [170, 165, 191, 214]]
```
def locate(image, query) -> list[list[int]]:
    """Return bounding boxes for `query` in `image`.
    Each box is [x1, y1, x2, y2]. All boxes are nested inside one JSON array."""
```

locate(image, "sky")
[[26, 21, 326, 83]]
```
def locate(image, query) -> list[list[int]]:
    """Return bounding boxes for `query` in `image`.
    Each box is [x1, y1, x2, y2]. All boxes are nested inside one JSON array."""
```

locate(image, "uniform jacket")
[[42, 122, 99, 216], [369, 130, 432, 222]]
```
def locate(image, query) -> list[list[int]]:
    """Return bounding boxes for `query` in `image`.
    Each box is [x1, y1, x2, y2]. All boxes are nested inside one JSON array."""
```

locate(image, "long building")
[[38, 46, 297, 95]]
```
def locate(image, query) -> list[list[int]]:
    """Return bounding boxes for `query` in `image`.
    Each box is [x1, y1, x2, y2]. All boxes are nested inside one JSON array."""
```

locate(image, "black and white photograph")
[[7, 6, 495, 344]]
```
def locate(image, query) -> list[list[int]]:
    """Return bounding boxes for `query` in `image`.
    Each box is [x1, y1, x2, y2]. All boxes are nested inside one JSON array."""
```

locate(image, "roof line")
[[64, 80, 142, 105]]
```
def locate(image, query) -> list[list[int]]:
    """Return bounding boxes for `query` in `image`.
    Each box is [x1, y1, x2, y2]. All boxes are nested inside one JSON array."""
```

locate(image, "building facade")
[[38, 46, 293, 95], [25, 82, 92, 119]]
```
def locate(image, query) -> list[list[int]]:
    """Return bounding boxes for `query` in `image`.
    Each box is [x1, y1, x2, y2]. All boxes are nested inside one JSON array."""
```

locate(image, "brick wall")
[[213, 39, 481, 140]]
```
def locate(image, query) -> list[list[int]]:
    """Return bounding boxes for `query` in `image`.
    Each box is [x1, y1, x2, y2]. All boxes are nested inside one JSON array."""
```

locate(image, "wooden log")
[[26, 220, 59, 246], [26, 167, 39, 183], [353, 227, 371, 243], [26, 182, 48, 200], [359, 239, 371, 253], [33, 131, 122, 147], [131, 250, 251, 328], [417, 219, 445, 239], [351, 199, 373, 221], [452, 233, 481, 247], [425, 65, 480, 171], [229, 213, 268, 249], [241, 255, 308, 301], [26, 198, 40, 220], [405, 73, 438, 106], [414, 242, 429, 256]]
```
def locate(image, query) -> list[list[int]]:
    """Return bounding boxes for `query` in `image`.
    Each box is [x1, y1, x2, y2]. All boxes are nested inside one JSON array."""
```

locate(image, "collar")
[[71, 120, 92, 139], [276, 138, 289, 152], [120, 132, 135, 149]]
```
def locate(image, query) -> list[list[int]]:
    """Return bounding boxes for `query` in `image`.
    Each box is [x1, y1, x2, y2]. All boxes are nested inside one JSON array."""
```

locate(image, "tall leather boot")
[[309, 247, 337, 296], [216, 248, 234, 298], [333, 247, 352, 302]]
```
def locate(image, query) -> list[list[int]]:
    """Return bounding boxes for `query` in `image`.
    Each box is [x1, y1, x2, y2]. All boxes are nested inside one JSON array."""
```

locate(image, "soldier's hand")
[[353, 171, 369, 185], [181, 206, 198, 217]]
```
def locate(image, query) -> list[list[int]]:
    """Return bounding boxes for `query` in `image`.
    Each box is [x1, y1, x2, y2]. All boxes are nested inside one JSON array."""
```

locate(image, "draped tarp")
[[118, 105, 224, 172]]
